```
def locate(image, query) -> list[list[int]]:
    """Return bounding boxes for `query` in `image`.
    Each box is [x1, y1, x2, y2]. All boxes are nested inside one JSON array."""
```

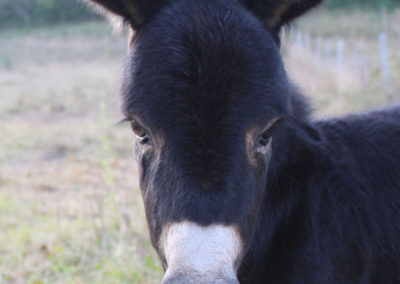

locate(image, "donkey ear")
[[86, 0, 164, 29], [241, 0, 323, 32]]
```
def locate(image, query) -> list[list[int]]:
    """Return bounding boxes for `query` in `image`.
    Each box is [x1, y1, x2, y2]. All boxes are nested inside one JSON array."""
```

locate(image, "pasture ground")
[[0, 8, 399, 284]]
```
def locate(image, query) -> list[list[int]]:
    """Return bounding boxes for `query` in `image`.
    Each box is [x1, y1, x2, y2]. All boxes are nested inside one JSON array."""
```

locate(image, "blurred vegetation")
[[1, 0, 400, 29], [327, 0, 400, 9], [0, 0, 99, 28]]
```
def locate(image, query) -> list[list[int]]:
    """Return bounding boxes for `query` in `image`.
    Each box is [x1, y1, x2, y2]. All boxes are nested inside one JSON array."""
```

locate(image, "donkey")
[[86, 0, 400, 283]]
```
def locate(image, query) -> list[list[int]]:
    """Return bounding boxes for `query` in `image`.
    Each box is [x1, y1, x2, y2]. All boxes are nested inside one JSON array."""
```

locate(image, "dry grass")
[[0, 8, 399, 284], [285, 8, 400, 116], [0, 22, 162, 284]]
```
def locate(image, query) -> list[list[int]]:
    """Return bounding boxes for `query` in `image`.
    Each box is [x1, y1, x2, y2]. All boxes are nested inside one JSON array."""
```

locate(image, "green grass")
[[0, 10, 400, 283]]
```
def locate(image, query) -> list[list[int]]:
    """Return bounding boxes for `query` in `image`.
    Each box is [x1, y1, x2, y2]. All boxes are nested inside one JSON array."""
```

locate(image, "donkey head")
[[87, 0, 322, 282]]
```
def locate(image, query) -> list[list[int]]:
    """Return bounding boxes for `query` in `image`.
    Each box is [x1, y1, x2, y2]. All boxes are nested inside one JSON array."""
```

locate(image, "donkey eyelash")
[[259, 117, 282, 136], [116, 117, 131, 126]]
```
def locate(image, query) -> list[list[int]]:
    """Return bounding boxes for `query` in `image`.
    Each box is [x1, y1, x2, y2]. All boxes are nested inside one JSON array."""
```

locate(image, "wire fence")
[[288, 28, 397, 89]]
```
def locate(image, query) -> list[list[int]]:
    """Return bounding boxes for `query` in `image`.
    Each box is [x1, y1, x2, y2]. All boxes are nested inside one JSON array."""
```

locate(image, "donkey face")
[[88, 0, 321, 282]]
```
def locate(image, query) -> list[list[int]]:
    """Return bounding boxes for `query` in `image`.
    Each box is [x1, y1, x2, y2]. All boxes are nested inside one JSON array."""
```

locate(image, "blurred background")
[[0, 0, 400, 283]]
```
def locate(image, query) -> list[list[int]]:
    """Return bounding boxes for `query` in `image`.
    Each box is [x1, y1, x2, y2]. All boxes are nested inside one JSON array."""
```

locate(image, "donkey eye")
[[130, 119, 149, 143]]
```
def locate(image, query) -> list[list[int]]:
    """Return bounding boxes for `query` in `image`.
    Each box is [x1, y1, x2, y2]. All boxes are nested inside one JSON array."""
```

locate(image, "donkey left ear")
[[240, 0, 323, 35], [85, 0, 164, 30]]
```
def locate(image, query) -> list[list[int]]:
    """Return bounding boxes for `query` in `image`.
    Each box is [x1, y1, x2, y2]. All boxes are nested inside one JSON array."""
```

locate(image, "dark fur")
[[239, 106, 400, 283], [86, 0, 400, 283]]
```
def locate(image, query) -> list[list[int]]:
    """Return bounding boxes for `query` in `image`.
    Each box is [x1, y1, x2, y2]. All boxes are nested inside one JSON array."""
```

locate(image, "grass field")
[[1, 8, 399, 284], [0, 23, 162, 283]]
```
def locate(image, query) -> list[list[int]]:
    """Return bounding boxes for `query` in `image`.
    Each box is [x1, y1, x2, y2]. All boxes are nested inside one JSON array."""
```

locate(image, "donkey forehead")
[[121, 0, 289, 126]]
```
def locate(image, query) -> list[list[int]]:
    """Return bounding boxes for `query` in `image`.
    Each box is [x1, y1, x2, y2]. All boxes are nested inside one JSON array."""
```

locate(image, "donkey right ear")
[[86, 0, 164, 30], [240, 0, 323, 42]]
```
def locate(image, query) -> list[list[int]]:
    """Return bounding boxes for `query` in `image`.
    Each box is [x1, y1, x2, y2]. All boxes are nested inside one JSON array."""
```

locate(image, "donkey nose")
[[160, 222, 242, 284], [161, 273, 240, 284]]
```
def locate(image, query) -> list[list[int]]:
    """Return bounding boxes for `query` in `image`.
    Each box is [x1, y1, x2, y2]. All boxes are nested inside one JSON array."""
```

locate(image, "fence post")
[[360, 41, 368, 90], [296, 31, 303, 47], [325, 39, 334, 62], [304, 33, 311, 49], [350, 42, 359, 75], [379, 32, 390, 84], [336, 39, 345, 72], [381, 7, 389, 33], [314, 37, 323, 65]]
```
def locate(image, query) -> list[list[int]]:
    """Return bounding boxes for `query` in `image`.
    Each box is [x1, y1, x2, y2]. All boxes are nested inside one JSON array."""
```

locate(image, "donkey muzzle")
[[160, 222, 242, 284], [162, 272, 239, 284]]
